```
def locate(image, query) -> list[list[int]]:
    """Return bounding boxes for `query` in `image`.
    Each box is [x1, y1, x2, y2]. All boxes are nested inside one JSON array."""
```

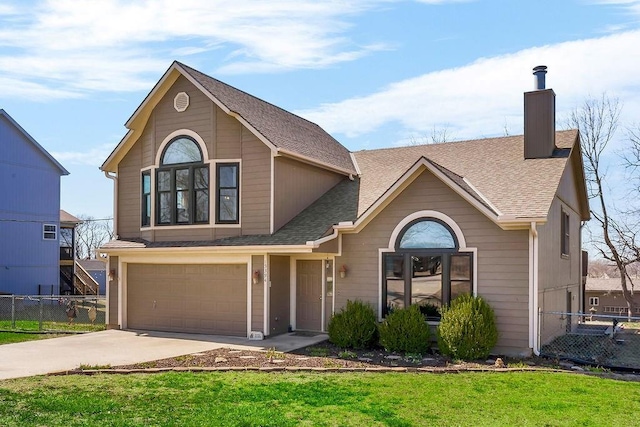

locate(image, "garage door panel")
[[127, 263, 247, 336]]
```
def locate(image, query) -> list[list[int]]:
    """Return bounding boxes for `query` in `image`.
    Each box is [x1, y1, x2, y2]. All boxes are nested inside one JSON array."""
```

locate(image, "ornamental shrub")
[[328, 300, 378, 349], [437, 294, 498, 360], [378, 305, 431, 353]]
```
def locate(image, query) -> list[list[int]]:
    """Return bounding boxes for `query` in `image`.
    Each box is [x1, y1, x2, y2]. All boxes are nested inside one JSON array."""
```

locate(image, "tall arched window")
[[383, 218, 472, 319], [154, 136, 209, 225]]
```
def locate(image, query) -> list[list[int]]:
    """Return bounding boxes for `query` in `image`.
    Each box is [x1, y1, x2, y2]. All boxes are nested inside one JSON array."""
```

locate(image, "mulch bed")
[[112, 341, 539, 371]]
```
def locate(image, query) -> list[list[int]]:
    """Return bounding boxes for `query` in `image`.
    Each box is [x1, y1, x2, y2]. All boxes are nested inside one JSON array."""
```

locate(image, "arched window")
[[397, 219, 457, 250], [383, 217, 472, 319], [153, 136, 209, 225]]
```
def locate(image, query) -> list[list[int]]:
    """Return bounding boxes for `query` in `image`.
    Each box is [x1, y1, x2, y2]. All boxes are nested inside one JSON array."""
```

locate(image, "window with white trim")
[[153, 136, 209, 226], [216, 162, 239, 224], [589, 297, 599, 306], [43, 224, 57, 240], [382, 218, 473, 320]]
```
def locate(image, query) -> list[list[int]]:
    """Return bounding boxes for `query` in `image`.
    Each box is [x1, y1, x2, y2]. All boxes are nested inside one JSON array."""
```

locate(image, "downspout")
[[530, 222, 540, 356], [104, 171, 118, 238]]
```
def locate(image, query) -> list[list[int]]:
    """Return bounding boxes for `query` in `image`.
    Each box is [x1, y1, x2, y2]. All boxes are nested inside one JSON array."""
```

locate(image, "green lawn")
[[0, 331, 66, 345], [0, 320, 105, 333], [1, 372, 639, 426]]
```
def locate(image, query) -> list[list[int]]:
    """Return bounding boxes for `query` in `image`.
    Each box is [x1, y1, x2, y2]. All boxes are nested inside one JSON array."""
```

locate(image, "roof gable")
[[0, 109, 68, 175], [102, 61, 356, 175], [353, 130, 580, 224]]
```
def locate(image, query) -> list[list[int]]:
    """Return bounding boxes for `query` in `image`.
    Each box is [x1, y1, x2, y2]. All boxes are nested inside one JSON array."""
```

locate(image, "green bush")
[[379, 305, 431, 353], [437, 294, 498, 360], [328, 300, 378, 349]]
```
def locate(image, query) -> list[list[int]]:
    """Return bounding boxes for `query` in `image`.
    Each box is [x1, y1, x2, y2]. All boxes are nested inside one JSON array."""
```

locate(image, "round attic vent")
[[174, 92, 189, 112]]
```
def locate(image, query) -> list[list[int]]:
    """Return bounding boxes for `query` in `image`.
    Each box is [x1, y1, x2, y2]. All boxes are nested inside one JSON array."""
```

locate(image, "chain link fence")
[[539, 311, 640, 370], [0, 295, 106, 332]]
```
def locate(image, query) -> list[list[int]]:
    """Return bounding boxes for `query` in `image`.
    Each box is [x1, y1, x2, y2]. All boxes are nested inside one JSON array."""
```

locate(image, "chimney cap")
[[532, 65, 548, 90]]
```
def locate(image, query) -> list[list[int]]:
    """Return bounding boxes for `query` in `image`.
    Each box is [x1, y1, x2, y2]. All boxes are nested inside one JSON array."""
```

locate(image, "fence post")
[[11, 295, 16, 329], [38, 297, 43, 331]]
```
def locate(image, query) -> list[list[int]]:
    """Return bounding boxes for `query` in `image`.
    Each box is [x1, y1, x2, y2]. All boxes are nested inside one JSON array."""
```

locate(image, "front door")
[[296, 260, 322, 331]]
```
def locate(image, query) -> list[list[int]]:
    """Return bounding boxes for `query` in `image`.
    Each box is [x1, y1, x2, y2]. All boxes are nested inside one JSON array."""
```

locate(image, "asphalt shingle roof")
[[353, 130, 578, 219], [178, 62, 357, 175]]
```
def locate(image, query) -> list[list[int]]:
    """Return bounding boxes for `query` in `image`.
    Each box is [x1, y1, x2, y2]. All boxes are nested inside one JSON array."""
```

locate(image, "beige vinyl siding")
[[117, 142, 142, 239], [216, 107, 242, 159], [251, 255, 264, 333], [153, 76, 214, 164], [273, 157, 343, 231], [241, 127, 271, 234], [107, 256, 119, 328], [537, 154, 583, 344], [335, 169, 530, 355], [115, 74, 271, 241]]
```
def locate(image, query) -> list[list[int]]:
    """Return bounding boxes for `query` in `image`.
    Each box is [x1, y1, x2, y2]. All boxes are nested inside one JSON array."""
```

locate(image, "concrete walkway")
[[0, 329, 328, 380]]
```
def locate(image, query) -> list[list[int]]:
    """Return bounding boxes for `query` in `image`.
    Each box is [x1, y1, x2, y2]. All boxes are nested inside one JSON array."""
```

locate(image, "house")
[[99, 62, 589, 356], [0, 109, 69, 295], [585, 277, 640, 317]]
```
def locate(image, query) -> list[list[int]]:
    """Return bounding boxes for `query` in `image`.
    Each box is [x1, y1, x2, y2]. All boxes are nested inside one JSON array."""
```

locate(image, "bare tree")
[[75, 215, 113, 259], [570, 94, 638, 318], [408, 126, 453, 146]]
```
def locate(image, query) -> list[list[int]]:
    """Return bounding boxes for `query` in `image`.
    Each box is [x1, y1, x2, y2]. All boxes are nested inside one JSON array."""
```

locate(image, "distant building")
[[0, 110, 69, 295], [585, 277, 640, 316], [77, 259, 106, 296]]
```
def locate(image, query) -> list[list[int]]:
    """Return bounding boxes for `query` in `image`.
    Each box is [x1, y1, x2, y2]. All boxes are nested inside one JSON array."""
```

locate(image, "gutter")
[[104, 171, 118, 238], [529, 221, 540, 356]]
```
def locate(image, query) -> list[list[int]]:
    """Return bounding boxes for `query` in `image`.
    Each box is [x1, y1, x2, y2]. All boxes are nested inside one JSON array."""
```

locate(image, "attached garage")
[[127, 263, 247, 336]]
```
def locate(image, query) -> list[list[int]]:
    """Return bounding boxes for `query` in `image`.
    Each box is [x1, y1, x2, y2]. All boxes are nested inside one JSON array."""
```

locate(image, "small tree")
[[75, 215, 113, 259]]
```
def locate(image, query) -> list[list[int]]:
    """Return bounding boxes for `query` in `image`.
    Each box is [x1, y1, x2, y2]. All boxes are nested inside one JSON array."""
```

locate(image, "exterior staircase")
[[73, 261, 100, 295]]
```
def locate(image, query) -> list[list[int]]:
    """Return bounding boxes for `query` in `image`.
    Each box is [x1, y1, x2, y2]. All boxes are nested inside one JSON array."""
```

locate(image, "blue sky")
[[1, 0, 639, 220]]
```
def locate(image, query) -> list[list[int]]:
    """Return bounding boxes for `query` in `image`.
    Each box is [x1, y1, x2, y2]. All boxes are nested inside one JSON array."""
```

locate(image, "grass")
[[0, 331, 65, 345], [1, 372, 639, 426], [0, 320, 105, 333]]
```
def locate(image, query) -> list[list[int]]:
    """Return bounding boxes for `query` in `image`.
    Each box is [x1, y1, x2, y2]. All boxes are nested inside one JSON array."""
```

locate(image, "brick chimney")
[[524, 65, 556, 159]]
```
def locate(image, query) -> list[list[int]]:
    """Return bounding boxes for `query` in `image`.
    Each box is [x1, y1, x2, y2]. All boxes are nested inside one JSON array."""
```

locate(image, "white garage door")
[[127, 264, 247, 336]]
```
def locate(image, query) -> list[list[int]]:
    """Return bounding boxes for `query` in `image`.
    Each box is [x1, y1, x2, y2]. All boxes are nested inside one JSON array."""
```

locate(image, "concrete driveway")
[[0, 329, 328, 380]]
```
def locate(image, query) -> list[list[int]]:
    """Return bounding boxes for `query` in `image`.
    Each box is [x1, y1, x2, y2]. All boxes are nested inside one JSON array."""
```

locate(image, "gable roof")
[[353, 130, 583, 223], [101, 61, 356, 175], [0, 109, 69, 175], [60, 210, 81, 225]]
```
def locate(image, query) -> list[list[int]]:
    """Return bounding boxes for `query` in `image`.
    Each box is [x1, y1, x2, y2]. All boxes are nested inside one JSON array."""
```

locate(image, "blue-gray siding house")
[[0, 109, 69, 295]]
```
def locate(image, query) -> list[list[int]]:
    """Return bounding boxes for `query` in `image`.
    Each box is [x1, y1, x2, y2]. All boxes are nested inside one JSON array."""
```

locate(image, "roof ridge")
[[354, 129, 579, 155], [176, 62, 330, 132]]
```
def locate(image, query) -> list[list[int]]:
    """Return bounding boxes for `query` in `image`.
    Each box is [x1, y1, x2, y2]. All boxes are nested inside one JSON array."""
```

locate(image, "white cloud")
[[0, 0, 420, 99], [297, 30, 640, 142]]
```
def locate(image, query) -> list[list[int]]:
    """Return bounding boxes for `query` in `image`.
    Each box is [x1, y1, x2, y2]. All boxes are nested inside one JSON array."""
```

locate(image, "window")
[[561, 210, 570, 256], [142, 171, 151, 227], [154, 136, 209, 225], [589, 297, 599, 306], [216, 163, 239, 224], [43, 224, 57, 240], [383, 218, 472, 319]]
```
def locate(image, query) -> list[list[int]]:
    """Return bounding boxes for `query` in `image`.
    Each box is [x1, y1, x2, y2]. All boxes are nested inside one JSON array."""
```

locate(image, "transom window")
[[383, 218, 472, 320], [155, 136, 209, 225]]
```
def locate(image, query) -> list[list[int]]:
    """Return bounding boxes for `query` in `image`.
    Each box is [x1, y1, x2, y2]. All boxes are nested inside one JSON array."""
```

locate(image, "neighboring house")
[[585, 277, 640, 316], [77, 259, 107, 296], [0, 109, 69, 295], [99, 62, 589, 356]]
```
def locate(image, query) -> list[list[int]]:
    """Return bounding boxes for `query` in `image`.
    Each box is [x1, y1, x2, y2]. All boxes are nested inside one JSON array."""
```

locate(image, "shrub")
[[378, 305, 431, 353], [437, 294, 498, 360], [328, 300, 378, 349]]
